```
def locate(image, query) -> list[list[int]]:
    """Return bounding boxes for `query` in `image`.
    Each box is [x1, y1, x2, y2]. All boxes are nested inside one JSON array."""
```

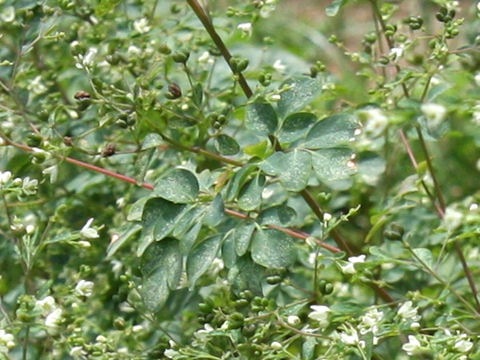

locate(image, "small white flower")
[[271, 341, 282, 350], [260, 1, 277, 18], [398, 301, 419, 320], [0, 171, 11, 184], [469, 203, 478, 212], [27, 76, 47, 95], [132, 325, 143, 333], [70, 346, 86, 357], [359, 308, 383, 335], [341, 255, 366, 274], [339, 329, 361, 346], [127, 45, 142, 56], [80, 218, 99, 239], [75, 280, 94, 297], [323, 213, 332, 222], [358, 108, 388, 138], [83, 48, 97, 67], [36, 296, 56, 315], [237, 22, 252, 37], [421, 103, 446, 128], [42, 165, 58, 183], [268, 94, 281, 102], [444, 206, 463, 231], [134, 18, 151, 34], [0, 6, 15, 23], [477, 2, 480, 12], [308, 305, 330, 327], [22, 177, 38, 195], [45, 308, 63, 334], [402, 335, 421, 355], [96, 335, 107, 343], [273, 59, 286, 73], [287, 315, 301, 326], [475, 73, 480, 87], [0, 329, 15, 353], [454, 338, 473, 353], [389, 47, 404, 62], [164, 349, 179, 358], [198, 51, 213, 64], [194, 324, 213, 340]]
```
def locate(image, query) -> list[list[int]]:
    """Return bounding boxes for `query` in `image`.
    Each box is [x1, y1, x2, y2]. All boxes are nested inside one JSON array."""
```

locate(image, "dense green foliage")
[[1, 0, 480, 358]]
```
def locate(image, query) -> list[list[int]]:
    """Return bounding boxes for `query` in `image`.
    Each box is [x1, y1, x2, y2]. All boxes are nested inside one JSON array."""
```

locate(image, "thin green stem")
[[406, 241, 480, 318], [186, 0, 253, 98]]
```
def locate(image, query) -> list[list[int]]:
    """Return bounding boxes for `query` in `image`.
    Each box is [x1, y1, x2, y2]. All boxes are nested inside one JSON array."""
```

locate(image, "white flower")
[[273, 59, 286, 73], [402, 335, 421, 355], [164, 349, 179, 358], [339, 329, 362, 346], [127, 45, 142, 56], [271, 341, 282, 350], [268, 94, 281, 102], [83, 48, 97, 67], [96, 335, 107, 343], [475, 73, 480, 87], [260, 0, 277, 18], [22, 177, 38, 195], [198, 51, 213, 64], [132, 325, 143, 333], [0, 6, 15, 23], [70, 346, 86, 357], [27, 76, 47, 95], [389, 47, 404, 62], [477, 2, 480, 12], [287, 315, 301, 326], [134, 18, 151, 34], [323, 213, 332, 222], [237, 22, 252, 37], [194, 324, 213, 340], [0, 171, 11, 184], [359, 308, 383, 335], [398, 301, 419, 320], [0, 329, 15, 353], [45, 308, 63, 334], [444, 206, 463, 231], [421, 103, 446, 128], [36, 296, 56, 315], [80, 218, 99, 239], [75, 280, 94, 297], [308, 305, 330, 327], [341, 255, 366, 274], [454, 338, 473, 353], [358, 108, 388, 138], [42, 165, 58, 183]]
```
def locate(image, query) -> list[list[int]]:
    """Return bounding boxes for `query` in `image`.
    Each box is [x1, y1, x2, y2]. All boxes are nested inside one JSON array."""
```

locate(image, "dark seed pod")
[[166, 82, 182, 99], [63, 136, 73, 146], [102, 143, 116, 157], [74, 90, 91, 100]]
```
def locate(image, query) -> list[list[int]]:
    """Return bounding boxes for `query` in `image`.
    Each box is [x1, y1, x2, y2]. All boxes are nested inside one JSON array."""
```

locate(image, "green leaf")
[[238, 174, 265, 211], [141, 133, 164, 150], [140, 239, 182, 312], [413, 248, 434, 269], [234, 221, 256, 256], [95, 0, 121, 17], [225, 164, 258, 201], [154, 168, 199, 204], [278, 112, 316, 143], [277, 76, 324, 118], [229, 256, 264, 295], [326, 0, 348, 16], [311, 148, 355, 182], [192, 82, 203, 107], [107, 223, 142, 258], [222, 232, 237, 268], [243, 140, 272, 159], [258, 205, 297, 227], [260, 150, 312, 192], [251, 229, 296, 268], [303, 113, 358, 149], [180, 221, 202, 255], [137, 198, 186, 256], [214, 134, 240, 156], [187, 235, 222, 288], [127, 197, 150, 222], [246, 102, 278, 135], [172, 206, 203, 238], [302, 337, 317, 360], [203, 194, 225, 227]]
